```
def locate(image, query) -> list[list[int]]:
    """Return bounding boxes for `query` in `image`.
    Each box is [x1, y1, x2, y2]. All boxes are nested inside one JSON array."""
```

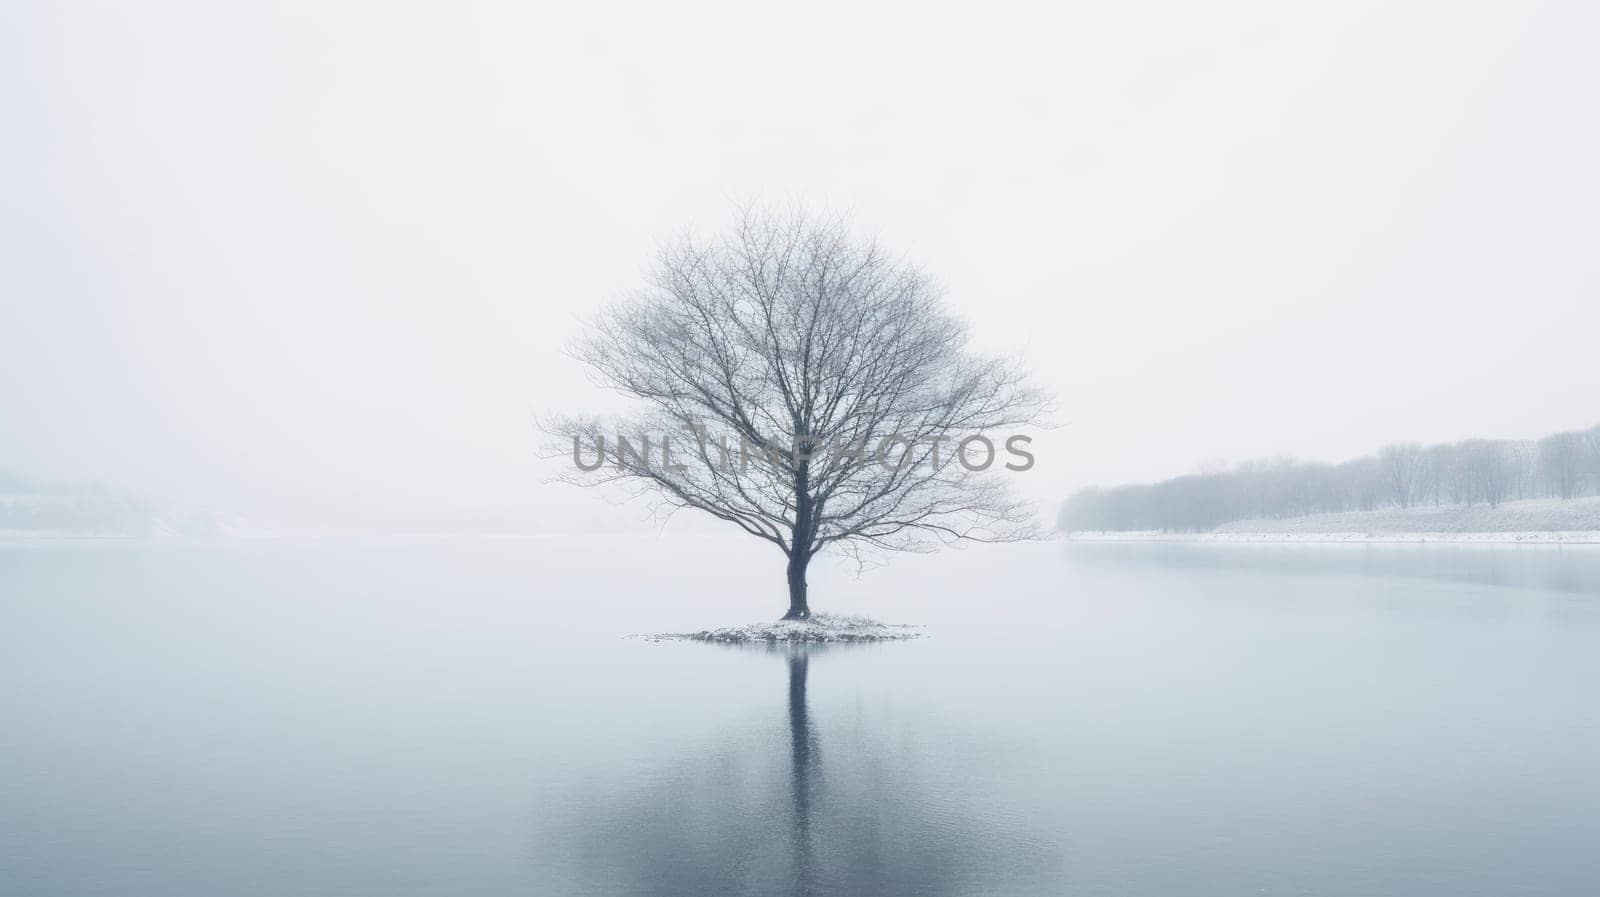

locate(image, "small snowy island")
[[647, 613, 923, 644]]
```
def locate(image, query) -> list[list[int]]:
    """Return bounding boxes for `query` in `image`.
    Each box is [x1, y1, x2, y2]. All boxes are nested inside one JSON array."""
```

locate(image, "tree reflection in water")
[[786, 648, 818, 896], [541, 642, 1059, 897]]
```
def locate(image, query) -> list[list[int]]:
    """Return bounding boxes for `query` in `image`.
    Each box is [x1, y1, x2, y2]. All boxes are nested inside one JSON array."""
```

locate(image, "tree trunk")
[[783, 551, 810, 620], [784, 453, 814, 621]]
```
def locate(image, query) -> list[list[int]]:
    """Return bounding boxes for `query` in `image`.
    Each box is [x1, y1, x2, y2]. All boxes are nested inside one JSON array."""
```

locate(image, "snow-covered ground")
[[1068, 497, 1600, 544], [1070, 530, 1600, 544], [645, 613, 923, 643]]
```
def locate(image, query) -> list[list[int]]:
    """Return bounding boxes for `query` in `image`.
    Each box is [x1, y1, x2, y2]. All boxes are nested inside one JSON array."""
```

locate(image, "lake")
[[3, 536, 1598, 896]]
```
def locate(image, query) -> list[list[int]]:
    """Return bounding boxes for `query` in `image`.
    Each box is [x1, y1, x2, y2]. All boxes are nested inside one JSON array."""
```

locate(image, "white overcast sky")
[[3, 0, 1597, 526]]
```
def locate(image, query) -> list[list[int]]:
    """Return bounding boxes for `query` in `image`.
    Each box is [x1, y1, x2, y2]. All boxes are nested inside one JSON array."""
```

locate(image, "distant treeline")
[[1060, 423, 1600, 533], [0, 471, 227, 536], [0, 472, 155, 535]]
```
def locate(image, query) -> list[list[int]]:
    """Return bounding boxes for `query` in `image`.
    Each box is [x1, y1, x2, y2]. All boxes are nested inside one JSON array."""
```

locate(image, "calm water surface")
[[2, 536, 1598, 896]]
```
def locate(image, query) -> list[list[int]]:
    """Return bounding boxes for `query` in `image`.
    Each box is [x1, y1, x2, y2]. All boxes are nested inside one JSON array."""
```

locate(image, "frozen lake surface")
[[3, 536, 1599, 895]]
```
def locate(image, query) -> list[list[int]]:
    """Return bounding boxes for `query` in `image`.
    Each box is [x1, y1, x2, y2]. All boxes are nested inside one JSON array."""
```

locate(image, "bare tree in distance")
[[1537, 431, 1585, 500], [1418, 443, 1447, 507], [1585, 425, 1600, 496], [1460, 439, 1513, 509], [1378, 442, 1423, 510], [548, 210, 1050, 620], [1509, 439, 1538, 500]]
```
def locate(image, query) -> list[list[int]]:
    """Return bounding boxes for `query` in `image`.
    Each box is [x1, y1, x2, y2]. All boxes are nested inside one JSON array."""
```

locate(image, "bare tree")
[[1461, 439, 1512, 509], [1378, 442, 1423, 509], [1418, 443, 1448, 507], [1338, 456, 1385, 512], [1585, 424, 1600, 497], [1507, 439, 1537, 500], [550, 211, 1048, 619], [1537, 431, 1585, 500]]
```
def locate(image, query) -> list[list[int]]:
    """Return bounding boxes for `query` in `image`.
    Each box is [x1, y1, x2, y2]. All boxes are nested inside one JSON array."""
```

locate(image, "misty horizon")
[[7, 0, 1600, 533]]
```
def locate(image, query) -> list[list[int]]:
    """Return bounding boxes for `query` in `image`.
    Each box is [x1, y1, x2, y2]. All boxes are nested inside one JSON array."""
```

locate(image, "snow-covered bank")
[[1067, 497, 1600, 544], [644, 613, 923, 643], [1068, 530, 1600, 544]]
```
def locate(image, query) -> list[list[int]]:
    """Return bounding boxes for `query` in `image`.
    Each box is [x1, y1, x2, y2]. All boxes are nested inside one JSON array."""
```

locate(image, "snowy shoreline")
[[1064, 498, 1600, 544], [1066, 530, 1600, 545]]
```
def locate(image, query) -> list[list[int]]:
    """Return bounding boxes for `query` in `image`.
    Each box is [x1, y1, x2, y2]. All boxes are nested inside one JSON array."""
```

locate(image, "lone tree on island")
[[551, 211, 1048, 620]]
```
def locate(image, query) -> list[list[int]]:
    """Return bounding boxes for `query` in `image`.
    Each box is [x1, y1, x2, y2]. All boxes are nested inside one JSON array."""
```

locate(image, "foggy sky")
[[3, 0, 1597, 528]]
